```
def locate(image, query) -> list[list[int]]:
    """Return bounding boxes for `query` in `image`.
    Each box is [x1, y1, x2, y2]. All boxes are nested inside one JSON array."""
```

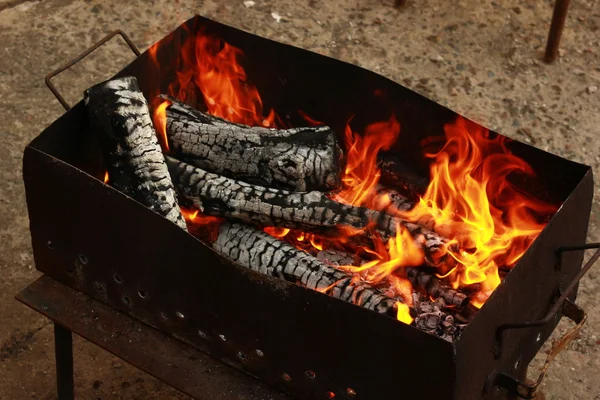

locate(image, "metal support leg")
[[544, 0, 571, 63], [54, 323, 74, 400]]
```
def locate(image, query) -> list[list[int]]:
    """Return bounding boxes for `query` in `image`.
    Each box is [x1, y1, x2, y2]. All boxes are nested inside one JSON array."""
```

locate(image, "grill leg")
[[54, 323, 75, 400], [544, 0, 571, 63]]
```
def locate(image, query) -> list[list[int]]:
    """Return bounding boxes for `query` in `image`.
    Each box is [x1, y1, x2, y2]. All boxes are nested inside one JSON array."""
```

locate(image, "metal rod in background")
[[544, 0, 572, 63], [54, 323, 74, 400]]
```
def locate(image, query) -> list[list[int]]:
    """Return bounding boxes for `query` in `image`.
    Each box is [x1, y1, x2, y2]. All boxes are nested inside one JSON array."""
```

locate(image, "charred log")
[[165, 99, 343, 192], [373, 187, 414, 214], [413, 297, 460, 342], [315, 249, 369, 267], [378, 155, 429, 199], [407, 267, 468, 307], [167, 157, 451, 266], [214, 222, 400, 315], [85, 77, 187, 230]]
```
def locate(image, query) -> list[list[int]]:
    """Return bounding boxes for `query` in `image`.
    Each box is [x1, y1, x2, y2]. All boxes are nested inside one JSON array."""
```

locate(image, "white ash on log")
[[213, 222, 400, 315], [164, 99, 343, 192], [85, 77, 187, 230], [166, 157, 452, 266], [315, 249, 368, 267], [413, 297, 458, 342], [407, 267, 468, 307]]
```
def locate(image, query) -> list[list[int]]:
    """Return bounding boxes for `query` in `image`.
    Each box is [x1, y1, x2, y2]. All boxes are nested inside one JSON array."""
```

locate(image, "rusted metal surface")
[[45, 30, 141, 111], [485, 243, 600, 397], [544, 0, 572, 63], [494, 243, 600, 357], [488, 299, 587, 399], [16, 276, 291, 400], [23, 15, 595, 400]]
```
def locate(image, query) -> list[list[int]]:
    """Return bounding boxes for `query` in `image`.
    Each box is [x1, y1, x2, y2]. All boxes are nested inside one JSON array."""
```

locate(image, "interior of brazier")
[[67, 19, 586, 344]]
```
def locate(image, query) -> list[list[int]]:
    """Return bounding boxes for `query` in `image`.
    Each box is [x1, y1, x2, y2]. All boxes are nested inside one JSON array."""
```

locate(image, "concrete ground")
[[0, 0, 599, 399]]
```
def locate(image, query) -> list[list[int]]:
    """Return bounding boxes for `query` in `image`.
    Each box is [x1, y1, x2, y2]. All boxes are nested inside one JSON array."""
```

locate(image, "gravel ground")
[[0, 0, 598, 399]]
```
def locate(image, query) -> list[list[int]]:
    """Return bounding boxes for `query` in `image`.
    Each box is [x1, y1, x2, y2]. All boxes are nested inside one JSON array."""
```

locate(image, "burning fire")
[[396, 302, 413, 325], [150, 28, 278, 152], [401, 118, 555, 306], [336, 115, 400, 207], [149, 31, 557, 321], [154, 100, 171, 151]]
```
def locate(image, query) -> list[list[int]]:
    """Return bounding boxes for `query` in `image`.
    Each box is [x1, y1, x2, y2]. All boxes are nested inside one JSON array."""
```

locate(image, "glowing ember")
[[103, 171, 109, 184], [264, 227, 291, 238], [181, 208, 199, 221]]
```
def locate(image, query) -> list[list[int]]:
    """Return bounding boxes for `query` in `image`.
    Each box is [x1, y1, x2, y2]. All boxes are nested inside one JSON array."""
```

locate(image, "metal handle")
[[487, 243, 600, 398], [45, 30, 141, 111]]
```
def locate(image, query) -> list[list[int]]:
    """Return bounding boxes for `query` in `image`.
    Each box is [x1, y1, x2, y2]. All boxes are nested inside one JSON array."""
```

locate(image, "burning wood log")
[[85, 77, 187, 230], [407, 267, 468, 307], [213, 222, 400, 315], [373, 187, 459, 241], [166, 157, 452, 266], [374, 187, 414, 214], [378, 155, 429, 199], [164, 99, 343, 192]]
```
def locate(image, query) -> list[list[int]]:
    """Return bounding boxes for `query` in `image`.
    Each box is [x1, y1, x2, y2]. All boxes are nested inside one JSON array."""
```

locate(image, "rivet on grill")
[[282, 373, 292, 382], [237, 351, 247, 361], [161, 312, 169, 320], [198, 330, 208, 339], [536, 333, 542, 342], [514, 360, 520, 370], [305, 370, 316, 379], [93, 282, 104, 292], [137, 290, 147, 299], [122, 296, 131, 305], [346, 388, 356, 397], [113, 273, 123, 284], [255, 349, 264, 357], [47, 240, 54, 249], [78, 254, 88, 265], [219, 334, 227, 342], [175, 311, 185, 319], [325, 392, 336, 399]]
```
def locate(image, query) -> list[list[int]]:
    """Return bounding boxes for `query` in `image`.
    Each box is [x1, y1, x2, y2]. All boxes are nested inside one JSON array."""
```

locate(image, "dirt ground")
[[0, 0, 598, 399]]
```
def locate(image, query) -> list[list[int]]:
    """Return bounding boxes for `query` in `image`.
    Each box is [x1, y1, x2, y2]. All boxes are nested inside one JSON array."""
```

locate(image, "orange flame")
[[396, 302, 414, 325], [339, 224, 423, 286], [194, 35, 275, 127], [335, 116, 400, 207], [402, 117, 556, 306], [103, 171, 109, 184], [153, 100, 171, 151], [148, 30, 277, 128]]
